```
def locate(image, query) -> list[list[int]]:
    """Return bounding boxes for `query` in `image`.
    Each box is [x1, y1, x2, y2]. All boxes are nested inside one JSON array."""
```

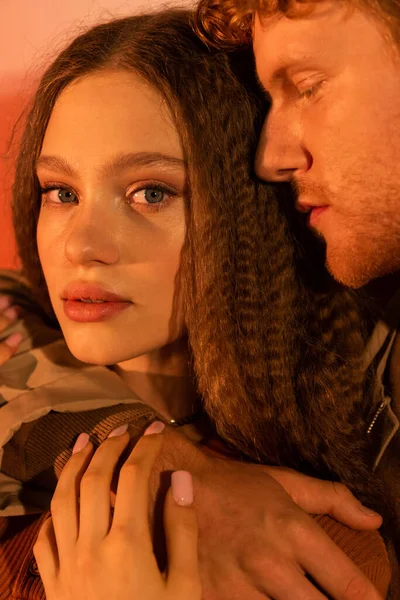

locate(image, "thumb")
[[164, 471, 201, 599], [265, 466, 382, 531]]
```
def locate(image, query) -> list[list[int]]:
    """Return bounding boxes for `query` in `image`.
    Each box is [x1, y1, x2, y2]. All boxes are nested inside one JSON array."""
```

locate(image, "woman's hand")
[[33, 422, 201, 600], [0, 295, 22, 365]]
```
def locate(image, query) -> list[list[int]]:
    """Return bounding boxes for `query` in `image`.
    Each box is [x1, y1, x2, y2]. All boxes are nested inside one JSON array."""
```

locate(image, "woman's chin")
[[61, 333, 133, 366]]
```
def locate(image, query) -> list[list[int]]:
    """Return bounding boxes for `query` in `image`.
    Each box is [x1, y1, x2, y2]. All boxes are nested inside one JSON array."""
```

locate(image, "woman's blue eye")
[[57, 189, 76, 202], [144, 189, 165, 204], [41, 187, 77, 203]]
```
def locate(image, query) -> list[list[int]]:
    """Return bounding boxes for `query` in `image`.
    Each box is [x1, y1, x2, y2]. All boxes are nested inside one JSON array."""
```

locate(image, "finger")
[[78, 426, 130, 543], [322, 481, 382, 530], [257, 564, 328, 600], [165, 472, 201, 599], [111, 428, 164, 547], [0, 305, 19, 328], [265, 468, 382, 530], [50, 434, 94, 563], [0, 332, 23, 366], [298, 521, 383, 600], [33, 516, 59, 582]]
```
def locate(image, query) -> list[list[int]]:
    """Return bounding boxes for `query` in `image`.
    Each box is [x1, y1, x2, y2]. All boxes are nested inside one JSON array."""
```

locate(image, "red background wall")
[[0, 0, 190, 269], [0, 80, 29, 269]]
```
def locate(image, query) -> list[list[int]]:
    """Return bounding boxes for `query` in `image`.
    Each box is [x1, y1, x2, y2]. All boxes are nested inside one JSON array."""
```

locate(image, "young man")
[[195, 0, 400, 595]]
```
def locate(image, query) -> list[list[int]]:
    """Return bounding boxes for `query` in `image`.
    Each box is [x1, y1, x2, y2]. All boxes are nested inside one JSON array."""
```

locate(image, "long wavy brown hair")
[[193, 0, 400, 50], [12, 9, 375, 496]]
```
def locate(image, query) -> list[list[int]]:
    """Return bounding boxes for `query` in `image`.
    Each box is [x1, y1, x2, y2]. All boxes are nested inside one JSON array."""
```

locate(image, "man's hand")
[[264, 465, 382, 530], [0, 296, 22, 366], [152, 427, 384, 600]]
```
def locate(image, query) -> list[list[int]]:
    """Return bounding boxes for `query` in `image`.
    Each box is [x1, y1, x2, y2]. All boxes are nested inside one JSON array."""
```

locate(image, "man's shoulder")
[[363, 289, 400, 470], [389, 328, 400, 416]]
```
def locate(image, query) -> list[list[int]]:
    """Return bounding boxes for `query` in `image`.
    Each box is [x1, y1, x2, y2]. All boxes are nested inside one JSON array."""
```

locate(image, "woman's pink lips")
[[63, 299, 132, 323], [308, 205, 329, 227]]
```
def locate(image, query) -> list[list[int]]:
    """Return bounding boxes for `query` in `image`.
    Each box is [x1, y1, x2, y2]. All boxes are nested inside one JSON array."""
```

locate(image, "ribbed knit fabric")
[[2, 403, 156, 486], [0, 513, 47, 600]]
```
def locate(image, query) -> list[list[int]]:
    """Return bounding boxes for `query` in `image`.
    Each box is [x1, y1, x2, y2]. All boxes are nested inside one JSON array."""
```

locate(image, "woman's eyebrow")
[[35, 152, 186, 177]]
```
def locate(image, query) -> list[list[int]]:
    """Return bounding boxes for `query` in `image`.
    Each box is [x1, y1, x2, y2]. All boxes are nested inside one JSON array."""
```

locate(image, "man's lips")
[[295, 201, 329, 214], [295, 202, 330, 227]]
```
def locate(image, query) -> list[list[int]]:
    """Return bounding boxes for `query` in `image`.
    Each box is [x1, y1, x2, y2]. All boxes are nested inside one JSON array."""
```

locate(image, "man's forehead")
[[256, 0, 347, 25], [253, 14, 323, 78], [253, 5, 350, 79]]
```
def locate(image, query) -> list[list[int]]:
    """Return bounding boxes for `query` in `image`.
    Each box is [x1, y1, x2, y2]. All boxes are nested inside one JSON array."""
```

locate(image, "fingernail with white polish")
[[4, 332, 23, 350], [172, 471, 194, 506], [108, 423, 129, 438], [143, 421, 165, 436], [0, 297, 12, 311], [72, 433, 90, 454]]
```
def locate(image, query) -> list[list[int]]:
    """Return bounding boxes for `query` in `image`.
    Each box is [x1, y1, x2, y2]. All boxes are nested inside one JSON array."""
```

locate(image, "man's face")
[[254, 1, 400, 288]]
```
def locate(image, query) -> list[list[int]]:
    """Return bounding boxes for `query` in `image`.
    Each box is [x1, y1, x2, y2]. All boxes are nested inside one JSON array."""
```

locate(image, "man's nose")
[[255, 112, 311, 182]]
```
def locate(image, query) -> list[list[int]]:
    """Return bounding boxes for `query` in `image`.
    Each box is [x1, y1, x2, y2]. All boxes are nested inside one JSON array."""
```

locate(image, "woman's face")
[[36, 70, 187, 366]]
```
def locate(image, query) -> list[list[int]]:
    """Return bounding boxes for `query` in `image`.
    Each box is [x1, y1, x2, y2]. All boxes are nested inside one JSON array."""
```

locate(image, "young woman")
[[1, 8, 394, 599]]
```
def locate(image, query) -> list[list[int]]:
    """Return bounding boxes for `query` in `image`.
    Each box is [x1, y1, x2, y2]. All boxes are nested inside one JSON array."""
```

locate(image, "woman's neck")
[[110, 339, 199, 422]]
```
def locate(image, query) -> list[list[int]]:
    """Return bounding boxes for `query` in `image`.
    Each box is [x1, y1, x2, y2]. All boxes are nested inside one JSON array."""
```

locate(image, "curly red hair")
[[193, 0, 400, 50]]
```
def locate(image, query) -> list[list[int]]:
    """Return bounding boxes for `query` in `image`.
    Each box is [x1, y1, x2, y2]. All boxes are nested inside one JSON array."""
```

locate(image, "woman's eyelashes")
[[39, 181, 180, 213], [127, 182, 179, 212], [40, 185, 77, 204]]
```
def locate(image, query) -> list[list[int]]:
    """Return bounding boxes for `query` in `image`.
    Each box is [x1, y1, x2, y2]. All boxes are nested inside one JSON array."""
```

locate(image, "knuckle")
[[258, 555, 291, 582], [240, 541, 289, 575], [174, 575, 202, 597], [50, 495, 65, 519], [290, 519, 313, 544], [33, 538, 45, 558], [332, 481, 352, 500], [275, 513, 316, 554], [120, 460, 142, 481], [75, 546, 99, 574], [272, 508, 309, 538], [110, 523, 132, 541], [80, 468, 103, 489]]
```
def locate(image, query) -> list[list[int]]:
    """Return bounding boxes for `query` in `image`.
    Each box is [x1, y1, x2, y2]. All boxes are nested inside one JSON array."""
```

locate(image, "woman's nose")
[[64, 203, 120, 266]]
